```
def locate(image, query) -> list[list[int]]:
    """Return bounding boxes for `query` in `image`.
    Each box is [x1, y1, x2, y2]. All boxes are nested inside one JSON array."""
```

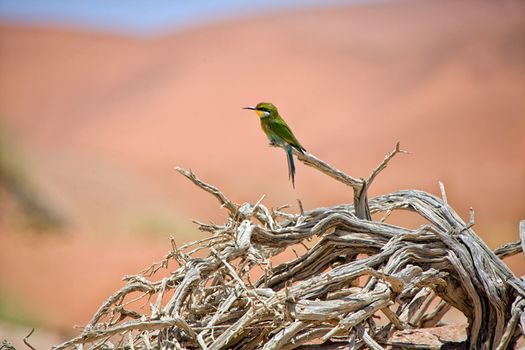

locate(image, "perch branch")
[[293, 149, 362, 190]]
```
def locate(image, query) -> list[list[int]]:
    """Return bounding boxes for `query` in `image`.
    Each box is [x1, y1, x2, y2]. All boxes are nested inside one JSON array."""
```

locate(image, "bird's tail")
[[286, 145, 296, 188]]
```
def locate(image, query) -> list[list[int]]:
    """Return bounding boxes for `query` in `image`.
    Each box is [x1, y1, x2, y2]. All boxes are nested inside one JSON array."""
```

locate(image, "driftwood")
[[53, 143, 525, 350]]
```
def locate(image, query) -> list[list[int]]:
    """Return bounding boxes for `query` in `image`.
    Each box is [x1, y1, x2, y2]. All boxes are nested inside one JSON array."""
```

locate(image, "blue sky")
[[0, 0, 365, 35]]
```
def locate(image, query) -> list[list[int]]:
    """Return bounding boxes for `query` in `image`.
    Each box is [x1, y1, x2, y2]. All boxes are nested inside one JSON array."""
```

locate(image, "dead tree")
[[53, 143, 525, 350]]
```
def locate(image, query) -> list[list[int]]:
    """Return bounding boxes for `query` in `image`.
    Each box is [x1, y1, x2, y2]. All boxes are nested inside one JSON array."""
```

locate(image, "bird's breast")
[[260, 120, 284, 145]]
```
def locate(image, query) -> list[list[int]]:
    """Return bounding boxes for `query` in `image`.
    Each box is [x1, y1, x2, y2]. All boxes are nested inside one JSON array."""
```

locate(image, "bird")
[[243, 102, 306, 188]]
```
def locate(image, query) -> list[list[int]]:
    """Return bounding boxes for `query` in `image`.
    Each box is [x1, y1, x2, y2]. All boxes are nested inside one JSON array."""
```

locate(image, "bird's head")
[[243, 102, 278, 118]]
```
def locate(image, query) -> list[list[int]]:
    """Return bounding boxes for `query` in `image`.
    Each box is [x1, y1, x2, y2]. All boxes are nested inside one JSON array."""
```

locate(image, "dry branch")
[[53, 144, 524, 350]]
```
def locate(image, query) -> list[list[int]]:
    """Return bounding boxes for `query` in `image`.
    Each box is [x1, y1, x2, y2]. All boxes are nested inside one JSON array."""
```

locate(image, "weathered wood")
[[53, 145, 524, 350]]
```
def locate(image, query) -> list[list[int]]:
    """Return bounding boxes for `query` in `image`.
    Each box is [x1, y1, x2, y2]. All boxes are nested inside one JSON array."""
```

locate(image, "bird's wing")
[[268, 118, 306, 153]]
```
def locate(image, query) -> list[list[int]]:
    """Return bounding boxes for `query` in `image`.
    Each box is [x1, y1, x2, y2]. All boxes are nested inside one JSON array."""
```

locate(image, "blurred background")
[[1, 0, 524, 347]]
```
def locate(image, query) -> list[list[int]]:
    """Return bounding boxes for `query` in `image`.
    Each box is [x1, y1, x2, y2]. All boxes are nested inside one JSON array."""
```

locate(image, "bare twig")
[[297, 199, 304, 216], [520, 220, 525, 258], [175, 167, 238, 215], [23, 329, 36, 350], [366, 141, 408, 186], [356, 323, 385, 350], [494, 240, 522, 259]]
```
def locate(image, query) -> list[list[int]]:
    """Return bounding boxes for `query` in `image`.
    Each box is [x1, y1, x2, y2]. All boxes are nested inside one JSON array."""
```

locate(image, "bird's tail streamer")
[[286, 146, 296, 188]]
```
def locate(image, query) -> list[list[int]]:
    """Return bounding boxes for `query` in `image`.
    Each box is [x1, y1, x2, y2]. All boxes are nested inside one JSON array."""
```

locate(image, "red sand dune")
[[0, 0, 524, 343]]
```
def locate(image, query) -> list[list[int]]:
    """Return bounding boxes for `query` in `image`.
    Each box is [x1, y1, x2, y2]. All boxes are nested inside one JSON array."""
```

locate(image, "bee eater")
[[243, 102, 306, 188]]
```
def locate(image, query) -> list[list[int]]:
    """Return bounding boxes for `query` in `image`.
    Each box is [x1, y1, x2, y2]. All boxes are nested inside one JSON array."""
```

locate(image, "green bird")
[[244, 102, 306, 188]]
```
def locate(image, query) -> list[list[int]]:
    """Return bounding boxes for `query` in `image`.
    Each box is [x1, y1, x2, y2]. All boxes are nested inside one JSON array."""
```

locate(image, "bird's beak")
[[243, 106, 256, 110]]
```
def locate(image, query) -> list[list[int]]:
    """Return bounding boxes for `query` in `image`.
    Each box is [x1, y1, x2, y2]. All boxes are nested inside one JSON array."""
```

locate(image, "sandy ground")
[[0, 0, 524, 346]]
